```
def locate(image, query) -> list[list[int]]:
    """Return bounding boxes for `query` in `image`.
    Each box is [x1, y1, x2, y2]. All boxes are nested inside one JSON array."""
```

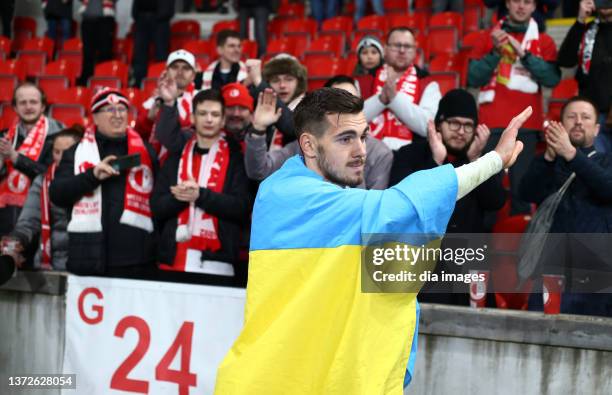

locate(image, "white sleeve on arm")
[[455, 151, 503, 200], [363, 94, 386, 122], [387, 81, 441, 137]]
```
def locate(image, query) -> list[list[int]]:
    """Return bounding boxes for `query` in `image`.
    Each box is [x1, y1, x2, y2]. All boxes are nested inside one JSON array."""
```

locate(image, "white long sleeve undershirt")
[[454, 151, 503, 201]]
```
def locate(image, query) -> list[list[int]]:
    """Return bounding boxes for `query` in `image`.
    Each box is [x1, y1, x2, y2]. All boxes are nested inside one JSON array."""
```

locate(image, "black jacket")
[[49, 132, 159, 275], [520, 147, 612, 233], [558, 21, 612, 114], [151, 136, 251, 272], [390, 140, 506, 233], [131, 0, 175, 21]]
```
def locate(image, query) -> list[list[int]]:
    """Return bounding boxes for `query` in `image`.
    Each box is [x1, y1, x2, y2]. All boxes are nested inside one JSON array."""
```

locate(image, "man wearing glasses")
[[50, 89, 159, 278], [363, 26, 442, 150]]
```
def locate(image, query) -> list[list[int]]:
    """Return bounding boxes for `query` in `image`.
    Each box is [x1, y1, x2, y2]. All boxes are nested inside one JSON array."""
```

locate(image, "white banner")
[[62, 275, 245, 395]]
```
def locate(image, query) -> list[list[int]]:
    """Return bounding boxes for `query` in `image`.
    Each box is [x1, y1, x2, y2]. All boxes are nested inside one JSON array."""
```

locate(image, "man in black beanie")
[[390, 89, 507, 306], [390, 89, 506, 233]]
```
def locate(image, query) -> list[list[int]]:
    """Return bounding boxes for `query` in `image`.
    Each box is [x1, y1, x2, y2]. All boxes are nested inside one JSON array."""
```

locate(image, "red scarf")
[[0, 116, 49, 208], [369, 65, 421, 150], [164, 136, 230, 272], [579, 19, 599, 75], [67, 126, 154, 233], [40, 162, 56, 269]]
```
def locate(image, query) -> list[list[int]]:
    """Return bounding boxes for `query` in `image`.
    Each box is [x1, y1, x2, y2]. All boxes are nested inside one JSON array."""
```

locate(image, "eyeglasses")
[[386, 43, 416, 52], [445, 119, 475, 134], [100, 106, 128, 115]]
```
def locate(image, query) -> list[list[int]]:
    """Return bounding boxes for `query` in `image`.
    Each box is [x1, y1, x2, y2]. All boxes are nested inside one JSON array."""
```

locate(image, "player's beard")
[[317, 145, 364, 188]]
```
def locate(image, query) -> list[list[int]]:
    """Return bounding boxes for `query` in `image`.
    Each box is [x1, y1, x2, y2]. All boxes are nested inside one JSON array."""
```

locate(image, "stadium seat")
[[147, 62, 167, 78], [241, 39, 258, 59], [0, 103, 17, 129], [36, 75, 69, 93], [121, 88, 144, 109], [278, 3, 305, 17], [430, 12, 463, 35], [305, 36, 345, 58], [546, 99, 566, 122], [0, 59, 26, 81], [462, 30, 486, 49], [384, 0, 409, 13], [464, 6, 481, 34], [303, 57, 346, 79], [267, 18, 289, 40], [113, 38, 133, 64], [171, 19, 201, 39], [0, 36, 11, 58], [22, 37, 54, 60], [94, 61, 129, 87], [283, 19, 317, 40], [267, 36, 307, 58], [389, 14, 428, 35], [13, 16, 36, 37], [307, 78, 327, 91], [211, 20, 239, 37], [62, 37, 82, 52], [429, 52, 469, 85], [413, 0, 433, 10], [16, 50, 47, 77], [47, 86, 92, 108], [88, 76, 122, 90], [356, 15, 388, 34], [427, 28, 459, 58], [141, 77, 158, 99], [321, 16, 353, 37], [56, 50, 82, 79], [49, 104, 86, 125], [45, 59, 78, 86], [428, 71, 460, 95], [551, 79, 578, 100], [0, 74, 18, 103], [184, 39, 214, 65]]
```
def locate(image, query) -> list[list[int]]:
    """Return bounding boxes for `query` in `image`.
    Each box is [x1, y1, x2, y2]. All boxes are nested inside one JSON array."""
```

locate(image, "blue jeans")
[[311, 0, 339, 25], [46, 18, 71, 42], [594, 112, 611, 153], [354, 0, 384, 22]]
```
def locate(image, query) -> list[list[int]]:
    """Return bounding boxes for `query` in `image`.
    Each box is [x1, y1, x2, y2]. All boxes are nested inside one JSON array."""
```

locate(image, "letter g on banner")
[[78, 287, 104, 325]]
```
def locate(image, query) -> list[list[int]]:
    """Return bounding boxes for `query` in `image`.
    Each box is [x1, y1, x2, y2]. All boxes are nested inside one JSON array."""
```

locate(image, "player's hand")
[[494, 107, 532, 169], [427, 120, 447, 165]]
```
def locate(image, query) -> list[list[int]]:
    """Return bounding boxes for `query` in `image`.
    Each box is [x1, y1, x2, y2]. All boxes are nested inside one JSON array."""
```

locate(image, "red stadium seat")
[[88, 76, 122, 90], [321, 16, 353, 37], [45, 59, 78, 86], [94, 60, 129, 87], [147, 62, 167, 78], [283, 18, 317, 40], [0, 103, 17, 129], [0, 59, 25, 81], [62, 37, 82, 52], [266, 36, 307, 58], [17, 50, 47, 77], [36, 75, 69, 93], [0, 36, 11, 58], [47, 86, 92, 109], [464, 7, 481, 34], [384, 0, 409, 12], [430, 12, 463, 34], [49, 103, 86, 125], [462, 30, 486, 49], [413, 0, 433, 10], [356, 15, 388, 34], [307, 78, 327, 91], [211, 20, 239, 37], [267, 18, 289, 40], [184, 39, 214, 65], [141, 77, 158, 98], [428, 71, 460, 95], [389, 14, 428, 35], [22, 37, 54, 59], [0, 74, 18, 103], [121, 88, 144, 109], [428, 52, 469, 85], [171, 20, 201, 39], [303, 57, 346, 79], [427, 28, 458, 58], [56, 50, 82, 79], [306, 36, 345, 58], [546, 99, 566, 122], [551, 79, 578, 100], [278, 3, 305, 17], [241, 39, 258, 59], [113, 38, 133, 64], [11, 31, 31, 53]]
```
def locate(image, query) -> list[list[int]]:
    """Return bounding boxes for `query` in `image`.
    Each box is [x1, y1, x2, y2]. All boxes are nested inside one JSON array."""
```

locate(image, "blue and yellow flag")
[[215, 156, 457, 394]]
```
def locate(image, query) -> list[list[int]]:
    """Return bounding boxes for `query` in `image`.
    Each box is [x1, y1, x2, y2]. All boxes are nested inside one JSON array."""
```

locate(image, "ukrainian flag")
[[215, 156, 457, 394]]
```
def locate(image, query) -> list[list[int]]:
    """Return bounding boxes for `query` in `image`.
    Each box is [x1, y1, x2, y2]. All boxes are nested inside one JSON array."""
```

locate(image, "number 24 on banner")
[[79, 287, 197, 395]]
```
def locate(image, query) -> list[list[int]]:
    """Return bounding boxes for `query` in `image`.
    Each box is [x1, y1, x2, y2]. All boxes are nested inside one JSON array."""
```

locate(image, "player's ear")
[[299, 132, 318, 159]]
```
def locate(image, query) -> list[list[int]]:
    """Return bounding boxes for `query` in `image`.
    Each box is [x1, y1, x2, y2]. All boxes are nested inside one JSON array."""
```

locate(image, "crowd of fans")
[[0, 0, 611, 316]]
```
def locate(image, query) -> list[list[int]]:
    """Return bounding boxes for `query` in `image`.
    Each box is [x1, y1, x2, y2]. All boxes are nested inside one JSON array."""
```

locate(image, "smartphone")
[[110, 154, 141, 172]]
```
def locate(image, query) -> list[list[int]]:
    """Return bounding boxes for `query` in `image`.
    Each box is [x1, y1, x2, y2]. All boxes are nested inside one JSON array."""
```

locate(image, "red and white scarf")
[[370, 65, 421, 150], [40, 162, 56, 269], [479, 18, 541, 104], [171, 136, 229, 273], [144, 83, 197, 163], [0, 116, 49, 208], [579, 19, 599, 75], [67, 126, 154, 233], [201, 60, 248, 90]]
